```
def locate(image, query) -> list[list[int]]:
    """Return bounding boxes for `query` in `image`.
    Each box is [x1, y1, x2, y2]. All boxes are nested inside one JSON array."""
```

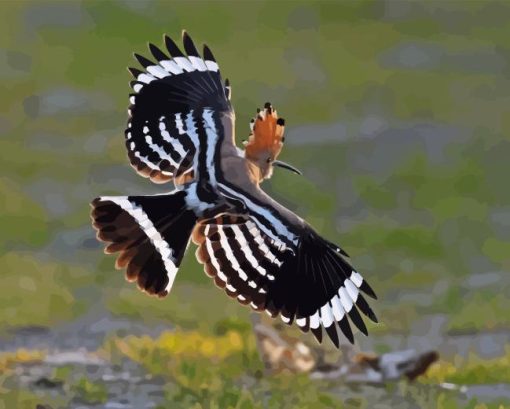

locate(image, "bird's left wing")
[[126, 31, 233, 184], [192, 213, 378, 347]]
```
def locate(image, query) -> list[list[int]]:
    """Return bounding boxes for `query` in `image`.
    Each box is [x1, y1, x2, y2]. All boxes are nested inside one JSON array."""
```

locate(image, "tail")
[[90, 190, 197, 297]]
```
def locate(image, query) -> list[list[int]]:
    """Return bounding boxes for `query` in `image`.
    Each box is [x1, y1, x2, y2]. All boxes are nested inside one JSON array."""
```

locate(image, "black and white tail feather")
[[91, 31, 378, 348]]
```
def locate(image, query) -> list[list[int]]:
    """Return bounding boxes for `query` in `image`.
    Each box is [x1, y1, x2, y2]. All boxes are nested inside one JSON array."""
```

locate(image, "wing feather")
[[195, 213, 378, 347], [125, 31, 232, 184]]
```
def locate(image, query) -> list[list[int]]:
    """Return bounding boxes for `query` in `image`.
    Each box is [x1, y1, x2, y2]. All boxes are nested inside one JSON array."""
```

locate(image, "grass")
[[72, 377, 108, 405], [0, 389, 69, 409], [0, 349, 67, 409], [0, 350, 107, 408], [104, 329, 270, 409], [0, 177, 50, 250], [424, 347, 510, 385], [0, 349, 45, 373], [447, 292, 510, 333], [0, 331, 508, 409], [106, 282, 252, 332], [0, 252, 94, 330], [103, 329, 510, 409], [104, 329, 383, 408]]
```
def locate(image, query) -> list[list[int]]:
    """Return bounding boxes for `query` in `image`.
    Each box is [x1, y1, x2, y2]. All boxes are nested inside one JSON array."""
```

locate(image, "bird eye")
[[266, 157, 272, 163]]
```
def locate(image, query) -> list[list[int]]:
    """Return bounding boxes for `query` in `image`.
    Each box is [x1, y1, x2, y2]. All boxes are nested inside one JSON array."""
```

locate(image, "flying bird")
[[91, 31, 378, 347]]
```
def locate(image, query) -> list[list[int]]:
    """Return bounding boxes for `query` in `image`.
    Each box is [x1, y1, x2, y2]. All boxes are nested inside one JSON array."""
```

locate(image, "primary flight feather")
[[91, 31, 378, 348]]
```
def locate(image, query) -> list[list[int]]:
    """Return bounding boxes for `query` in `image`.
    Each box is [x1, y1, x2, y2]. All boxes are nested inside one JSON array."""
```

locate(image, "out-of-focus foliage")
[[425, 347, 510, 385], [71, 377, 108, 405], [0, 178, 49, 250], [0, 253, 88, 329]]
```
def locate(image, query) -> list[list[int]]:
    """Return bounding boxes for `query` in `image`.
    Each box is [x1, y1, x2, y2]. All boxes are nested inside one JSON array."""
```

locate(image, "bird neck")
[[246, 158, 263, 185]]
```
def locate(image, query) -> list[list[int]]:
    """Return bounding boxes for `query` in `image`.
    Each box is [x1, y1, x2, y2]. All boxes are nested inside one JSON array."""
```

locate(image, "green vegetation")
[[0, 178, 50, 250], [0, 253, 88, 330], [0, 349, 45, 372], [107, 329, 263, 407], [72, 377, 108, 405], [0, 389, 69, 409], [107, 283, 252, 331], [425, 348, 510, 385], [104, 329, 510, 408]]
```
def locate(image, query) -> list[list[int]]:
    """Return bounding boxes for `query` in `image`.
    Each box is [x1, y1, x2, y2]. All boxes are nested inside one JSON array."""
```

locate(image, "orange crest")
[[245, 103, 285, 161]]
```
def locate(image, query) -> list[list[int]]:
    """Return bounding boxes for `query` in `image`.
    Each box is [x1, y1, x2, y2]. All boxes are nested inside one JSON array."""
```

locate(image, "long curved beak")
[[273, 160, 302, 175]]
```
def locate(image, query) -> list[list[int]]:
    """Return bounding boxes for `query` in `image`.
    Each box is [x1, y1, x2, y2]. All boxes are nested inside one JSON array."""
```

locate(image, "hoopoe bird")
[[91, 31, 378, 348]]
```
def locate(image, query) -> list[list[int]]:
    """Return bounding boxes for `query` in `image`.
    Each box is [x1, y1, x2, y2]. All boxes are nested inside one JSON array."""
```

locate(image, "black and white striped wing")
[[193, 216, 378, 347], [126, 31, 233, 184]]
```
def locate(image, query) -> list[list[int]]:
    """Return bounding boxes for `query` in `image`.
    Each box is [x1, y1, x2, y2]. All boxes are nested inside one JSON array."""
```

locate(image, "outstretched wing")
[[192, 213, 378, 348], [126, 31, 233, 184]]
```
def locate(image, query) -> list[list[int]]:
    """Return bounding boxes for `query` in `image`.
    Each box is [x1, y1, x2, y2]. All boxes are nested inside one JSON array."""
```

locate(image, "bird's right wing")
[[125, 31, 234, 185], [192, 213, 378, 347]]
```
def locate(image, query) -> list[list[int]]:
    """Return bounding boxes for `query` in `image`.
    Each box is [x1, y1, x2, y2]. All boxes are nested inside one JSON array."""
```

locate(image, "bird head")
[[244, 102, 302, 183]]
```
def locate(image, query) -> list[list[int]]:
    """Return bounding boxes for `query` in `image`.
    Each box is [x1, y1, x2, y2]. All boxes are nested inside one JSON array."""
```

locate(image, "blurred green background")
[[1, 0, 509, 408]]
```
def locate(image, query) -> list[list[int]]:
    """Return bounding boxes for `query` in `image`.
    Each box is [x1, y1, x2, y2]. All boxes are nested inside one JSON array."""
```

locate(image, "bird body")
[[91, 31, 378, 348]]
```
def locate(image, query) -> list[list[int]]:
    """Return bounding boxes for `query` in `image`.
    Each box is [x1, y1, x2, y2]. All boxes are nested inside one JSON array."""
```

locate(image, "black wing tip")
[[367, 310, 378, 324], [149, 42, 169, 61], [128, 67, 143, 78], [310, 326, 323, 344], [338, 317, 354, 344], [182, 30, 199, 57], [302, 318, 310, 333], [164, 33, 184, 57], [134, 53, 153, 68], [360, 281, 378, 300], [325, 325, 340, 348], [348, 308, 368, 336], [356, 294, 378, 324], [203, 44, 216, 62]]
